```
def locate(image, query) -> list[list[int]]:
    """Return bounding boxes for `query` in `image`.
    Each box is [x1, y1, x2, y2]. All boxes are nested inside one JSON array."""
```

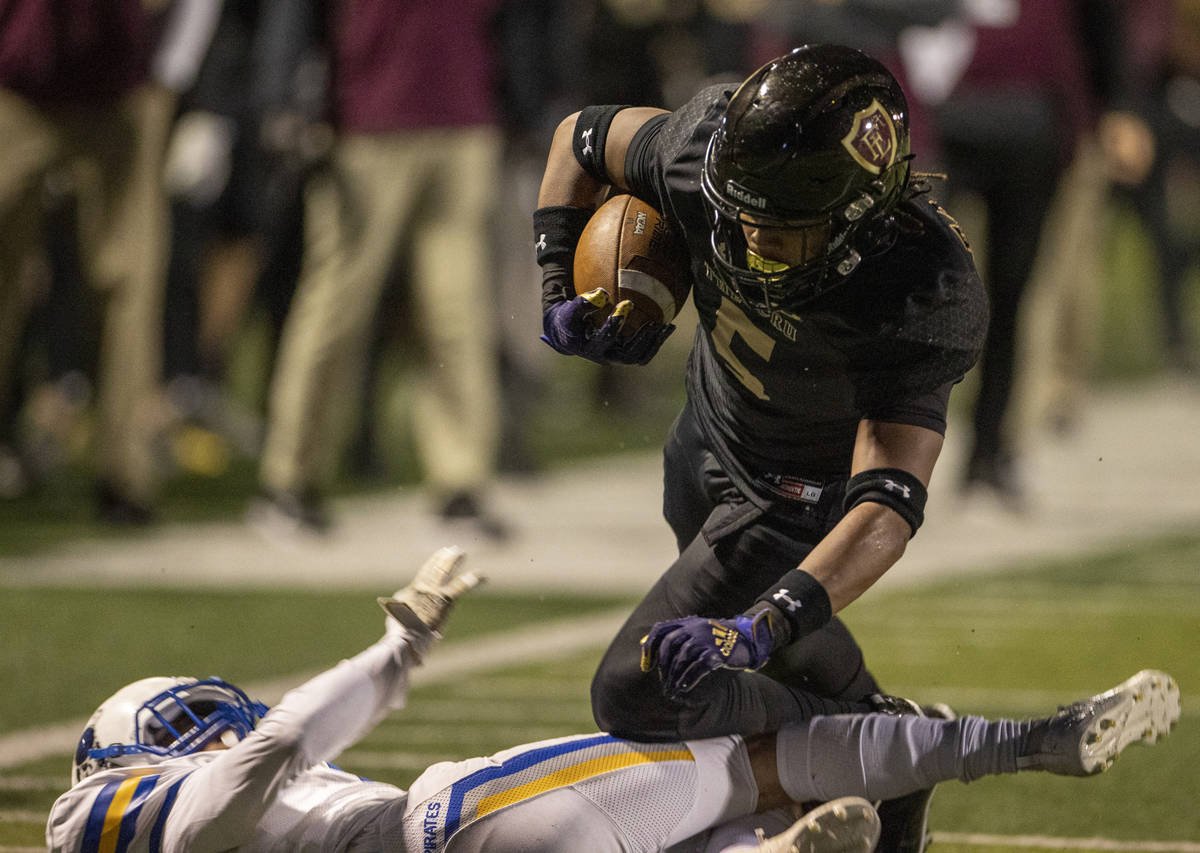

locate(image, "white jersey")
[[46, 630, 758, 852], [45, 755, 405, 852], [402, 732, 751, 852], [47, 634, 415, 852]]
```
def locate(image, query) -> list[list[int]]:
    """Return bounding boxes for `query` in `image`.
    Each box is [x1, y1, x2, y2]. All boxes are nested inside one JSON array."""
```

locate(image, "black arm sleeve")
[[863, 380, 954, 435], [622, 113, 670, 203]]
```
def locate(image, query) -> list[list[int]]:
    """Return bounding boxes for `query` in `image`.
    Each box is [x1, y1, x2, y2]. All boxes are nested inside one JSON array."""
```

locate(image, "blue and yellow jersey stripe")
[[442, 734, 693, 838], [80, 770, 188, 853]]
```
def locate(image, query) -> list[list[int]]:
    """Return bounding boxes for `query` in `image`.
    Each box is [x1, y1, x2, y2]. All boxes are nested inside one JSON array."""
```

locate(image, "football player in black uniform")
[[533, 45, 988, 852]]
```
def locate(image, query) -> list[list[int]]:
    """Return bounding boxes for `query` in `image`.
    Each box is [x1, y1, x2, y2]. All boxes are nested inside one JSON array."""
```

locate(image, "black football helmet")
[[701, 44, 912, 312]]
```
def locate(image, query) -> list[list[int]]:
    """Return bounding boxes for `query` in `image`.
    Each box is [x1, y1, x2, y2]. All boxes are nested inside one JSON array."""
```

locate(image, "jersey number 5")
[[712, 297, 776, 401]]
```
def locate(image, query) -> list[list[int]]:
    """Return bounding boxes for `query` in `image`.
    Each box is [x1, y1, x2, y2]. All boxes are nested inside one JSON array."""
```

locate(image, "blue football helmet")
[[72, 676, 268, 784]]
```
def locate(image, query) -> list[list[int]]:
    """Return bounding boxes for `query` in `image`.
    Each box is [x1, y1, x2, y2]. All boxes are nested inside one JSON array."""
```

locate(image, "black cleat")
[[438, 490, 510, 542], [247, 489, 331, 537], [867, 694, 924, 717], [96, 481, 155, 526]]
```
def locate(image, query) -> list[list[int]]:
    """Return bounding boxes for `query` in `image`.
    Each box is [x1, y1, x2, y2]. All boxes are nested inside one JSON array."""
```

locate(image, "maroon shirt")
[[328, 0, 504, 133], [956, 0, 1098, 140], [0, 0, 163, 105]]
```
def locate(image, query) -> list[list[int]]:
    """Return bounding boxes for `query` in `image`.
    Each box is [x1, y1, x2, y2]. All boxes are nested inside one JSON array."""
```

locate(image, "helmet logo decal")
[[724, 179, 768, 211], [841, 99, 897, 175]]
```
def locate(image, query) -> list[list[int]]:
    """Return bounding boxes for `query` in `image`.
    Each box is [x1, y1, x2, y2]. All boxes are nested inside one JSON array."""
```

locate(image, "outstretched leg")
[[417, 672, 1177, 852], [762, 670, 1180, 805]]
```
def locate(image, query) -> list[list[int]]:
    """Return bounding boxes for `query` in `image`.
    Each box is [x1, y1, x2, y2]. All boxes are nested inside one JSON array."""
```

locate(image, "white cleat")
[[752, 797, 881, 853], [1020, 669, 1181, 776]]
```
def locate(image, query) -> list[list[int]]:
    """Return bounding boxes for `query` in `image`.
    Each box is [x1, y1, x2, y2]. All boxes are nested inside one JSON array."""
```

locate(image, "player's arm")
[[537, 106, 669, 207], [263, 545, 483, 757], [642, 421, 943, 697], [168, 549, 482, 850], [796, 419, 942, 610], [534, 107, 673, 365]]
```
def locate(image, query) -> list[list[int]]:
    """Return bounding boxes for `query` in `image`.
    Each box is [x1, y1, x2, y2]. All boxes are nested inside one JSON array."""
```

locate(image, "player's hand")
[[379, 546, 484, 654], [541, 288, 617, 361], [612, 318, 675, 365], [541, 291, 674, 365], [639, 612, 775, 697]]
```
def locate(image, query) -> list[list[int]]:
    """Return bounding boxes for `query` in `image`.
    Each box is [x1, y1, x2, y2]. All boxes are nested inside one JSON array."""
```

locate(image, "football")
[[573, 194, 691, 334]]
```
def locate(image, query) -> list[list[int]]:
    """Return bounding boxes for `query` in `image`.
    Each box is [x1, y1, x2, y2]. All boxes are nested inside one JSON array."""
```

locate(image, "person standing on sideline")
[[250, 0, 508, 539]]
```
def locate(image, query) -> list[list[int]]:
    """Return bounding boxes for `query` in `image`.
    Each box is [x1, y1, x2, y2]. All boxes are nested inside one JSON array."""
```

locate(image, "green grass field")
[[2, 533, 1196, 851], [1, 196, 1195, 850]]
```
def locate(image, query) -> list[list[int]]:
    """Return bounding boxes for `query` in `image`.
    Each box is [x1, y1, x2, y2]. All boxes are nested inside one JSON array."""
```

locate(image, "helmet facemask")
[[137, 681, 265, 755], [73, 677, 268, 784]]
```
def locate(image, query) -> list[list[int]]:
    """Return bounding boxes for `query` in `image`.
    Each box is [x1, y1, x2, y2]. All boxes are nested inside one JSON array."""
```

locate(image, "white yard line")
[[0, 608, 629, 772], [934, 832, 1200, 852]]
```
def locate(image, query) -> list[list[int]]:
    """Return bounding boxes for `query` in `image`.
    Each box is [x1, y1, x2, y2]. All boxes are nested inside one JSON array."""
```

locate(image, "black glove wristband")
[[750, 568, 832, 646], [540, 260, 574, 313], [742, 600, 793, 649]]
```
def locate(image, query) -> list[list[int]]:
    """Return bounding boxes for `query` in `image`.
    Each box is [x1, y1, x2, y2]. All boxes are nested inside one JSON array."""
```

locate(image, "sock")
[[774, 714, 1034, 802]]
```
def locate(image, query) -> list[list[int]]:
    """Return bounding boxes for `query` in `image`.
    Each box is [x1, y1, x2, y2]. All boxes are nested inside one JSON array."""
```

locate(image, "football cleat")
[[1019, 669, 1181, 776], [749, 797, 881, 853], [867, 693, 925, 717]]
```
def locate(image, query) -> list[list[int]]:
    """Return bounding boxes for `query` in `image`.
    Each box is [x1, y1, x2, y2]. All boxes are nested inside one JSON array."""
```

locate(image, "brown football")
[[573, 194, 691, 335]]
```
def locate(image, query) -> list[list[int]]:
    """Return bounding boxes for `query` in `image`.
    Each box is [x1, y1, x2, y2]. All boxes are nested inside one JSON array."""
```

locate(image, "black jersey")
[[623, 86, 988, 494]]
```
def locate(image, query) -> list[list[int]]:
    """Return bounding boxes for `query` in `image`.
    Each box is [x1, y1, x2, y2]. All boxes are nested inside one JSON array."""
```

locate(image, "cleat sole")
[[758, 797, 881, 853], [1077, 669, 1181, 774]]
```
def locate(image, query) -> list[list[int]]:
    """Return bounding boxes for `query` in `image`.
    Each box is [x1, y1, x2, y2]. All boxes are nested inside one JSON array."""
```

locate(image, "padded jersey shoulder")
[[624, 83, 731, 231]]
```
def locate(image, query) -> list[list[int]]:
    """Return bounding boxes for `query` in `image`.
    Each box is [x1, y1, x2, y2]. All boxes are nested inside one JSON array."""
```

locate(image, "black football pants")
[[591, 403, 881, 741]]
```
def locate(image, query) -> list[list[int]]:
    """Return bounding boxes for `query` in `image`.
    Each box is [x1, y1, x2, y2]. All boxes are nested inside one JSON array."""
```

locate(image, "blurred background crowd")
[[0, 0, 1197, 543]]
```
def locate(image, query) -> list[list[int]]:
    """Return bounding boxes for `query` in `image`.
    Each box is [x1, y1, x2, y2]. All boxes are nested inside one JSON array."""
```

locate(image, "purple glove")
[[542, 289, 674, 365], [639, 612, 775, 697]]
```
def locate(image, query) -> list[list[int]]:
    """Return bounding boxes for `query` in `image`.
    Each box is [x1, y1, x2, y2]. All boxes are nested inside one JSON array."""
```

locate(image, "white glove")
[[379, 546, 484, 658]]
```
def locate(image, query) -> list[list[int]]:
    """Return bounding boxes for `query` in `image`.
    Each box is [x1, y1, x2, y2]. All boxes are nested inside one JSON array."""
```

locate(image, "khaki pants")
[[260, 126, 502, 498], [0, 84, 172, 501], [1017, 136, 1109, 432]]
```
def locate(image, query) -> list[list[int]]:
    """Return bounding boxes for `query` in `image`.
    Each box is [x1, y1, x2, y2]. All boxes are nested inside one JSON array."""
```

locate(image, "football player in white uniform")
[[47, 547, 1180, 853]]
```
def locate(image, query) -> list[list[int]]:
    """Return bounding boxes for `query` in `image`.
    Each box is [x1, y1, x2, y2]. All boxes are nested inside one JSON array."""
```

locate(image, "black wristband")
[[572, 105, 630, 182], [534, 206, 593, 310], [533, 205, 593, 266], [751, 569, 832, 645], [843, 467, 927, 536]]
